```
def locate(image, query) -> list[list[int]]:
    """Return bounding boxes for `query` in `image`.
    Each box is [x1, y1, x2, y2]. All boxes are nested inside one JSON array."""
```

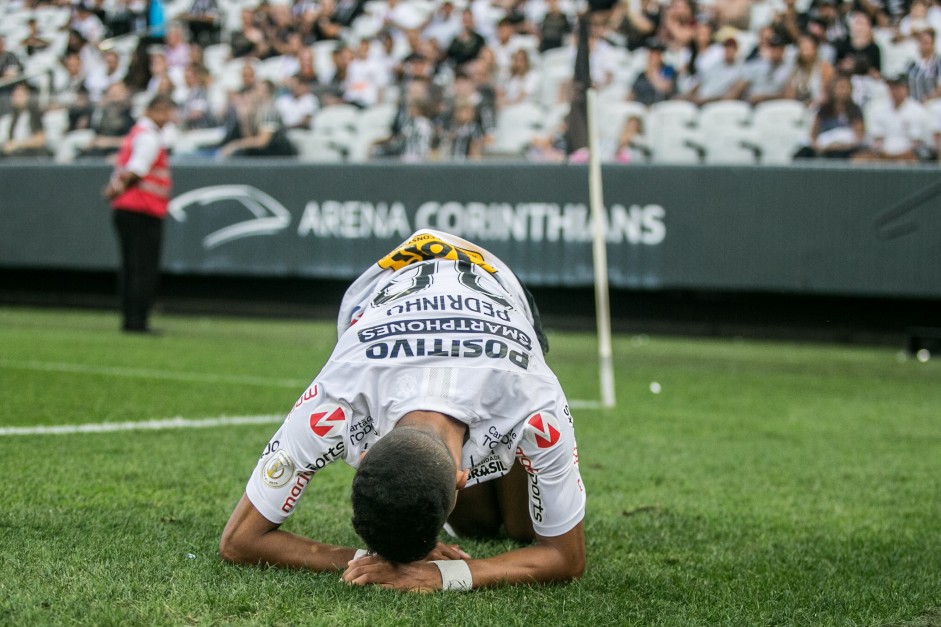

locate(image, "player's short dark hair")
[[351, 427, 456, 563]]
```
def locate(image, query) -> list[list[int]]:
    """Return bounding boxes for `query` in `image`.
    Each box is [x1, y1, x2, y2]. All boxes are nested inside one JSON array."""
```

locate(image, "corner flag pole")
[[586, 88, 616, 408]]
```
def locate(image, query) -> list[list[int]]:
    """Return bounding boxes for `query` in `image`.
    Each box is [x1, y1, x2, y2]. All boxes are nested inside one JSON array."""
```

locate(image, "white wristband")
[[431, 559, 473, 591], [352, 548, 372, 560]]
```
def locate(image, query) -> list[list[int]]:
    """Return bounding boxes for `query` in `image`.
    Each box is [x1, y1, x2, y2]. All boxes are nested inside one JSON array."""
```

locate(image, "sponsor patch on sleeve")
[[261, 450, 296, 488]]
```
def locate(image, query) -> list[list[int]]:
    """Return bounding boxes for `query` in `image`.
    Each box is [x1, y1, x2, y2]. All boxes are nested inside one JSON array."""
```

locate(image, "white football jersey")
[[246, 230, 585, 538]]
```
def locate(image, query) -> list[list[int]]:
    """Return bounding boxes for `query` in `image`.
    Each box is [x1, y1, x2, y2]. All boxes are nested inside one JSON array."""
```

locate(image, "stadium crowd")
[[2, 0, 941, 164]]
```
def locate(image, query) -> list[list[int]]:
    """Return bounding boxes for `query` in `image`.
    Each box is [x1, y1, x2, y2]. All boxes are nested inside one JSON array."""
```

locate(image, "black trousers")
[[112, 209, 164, 331]]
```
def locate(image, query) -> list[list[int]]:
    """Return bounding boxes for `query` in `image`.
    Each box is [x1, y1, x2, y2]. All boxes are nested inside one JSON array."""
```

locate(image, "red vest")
[[111, 122, 171, 218]]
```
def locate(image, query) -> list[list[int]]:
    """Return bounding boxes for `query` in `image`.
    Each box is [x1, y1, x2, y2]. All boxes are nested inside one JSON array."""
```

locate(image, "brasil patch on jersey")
[[377, 232, 497, 274]]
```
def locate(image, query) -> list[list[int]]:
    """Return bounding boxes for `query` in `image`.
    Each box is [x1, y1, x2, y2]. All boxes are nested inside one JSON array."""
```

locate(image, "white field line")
[[0, 402, 605, 436], [0, 359, 307, 388], [0, 415, 283, 436]]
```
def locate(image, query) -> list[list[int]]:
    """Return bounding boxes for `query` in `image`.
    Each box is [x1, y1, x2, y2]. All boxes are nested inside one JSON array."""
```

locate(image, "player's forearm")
[[222, 527, 356, 571], [466, 523, 586, 588], [219, 494, 357, 571]]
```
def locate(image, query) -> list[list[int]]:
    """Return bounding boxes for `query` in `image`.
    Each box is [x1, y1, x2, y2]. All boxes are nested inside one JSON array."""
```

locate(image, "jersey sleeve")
[[245, 385, 351, 524], [514, 408, 586, 537]]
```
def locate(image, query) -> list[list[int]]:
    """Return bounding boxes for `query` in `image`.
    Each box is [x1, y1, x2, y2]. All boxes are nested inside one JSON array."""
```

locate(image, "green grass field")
[[1, 306, 939, 626]]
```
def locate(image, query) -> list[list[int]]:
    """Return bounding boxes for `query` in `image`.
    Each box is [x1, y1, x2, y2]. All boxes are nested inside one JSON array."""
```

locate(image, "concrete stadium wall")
[[1, 160, 939, 299]]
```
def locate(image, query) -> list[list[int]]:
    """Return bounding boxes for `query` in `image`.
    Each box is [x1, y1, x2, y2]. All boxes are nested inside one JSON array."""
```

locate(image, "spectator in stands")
[[441, 99, 484, 160], [145, 50, 175, 95], [659, 0, 697, 57], [613, 114, 645, 163], [785, 33, 834, 107], [835, 12, 882, 78], [178, 63, 216, 129], [22, 18, 51, 56], [609, 0, 660, 52], [0, 35, 24, 85], [899, 0, 941, 39], [238, 58, 259, 93], [490, 18, 519, 82], [275, 73, 318, 129], [216, 80, 296, 157], [86, 49, 126, 102], [462, 58, 497, 133], [80, 80, 136, 157], [331, 0, 368, 28], [687, 20, 722, 80], [423, 0, 462, 50], [866, 74, 933, 161], [905, 27, 941, 102], [806, 0, 847, 47], [446, 9, 487, 67], [1, 83, 49, 159], [164, 23, 191, 72], [344, 39, 387, 108], [498, 49, 539, 107], [683, 32, 744, 105], [732, 33, 793, 104], [311, 0, 349, 41], [796, 72, 866, 159], [265, 3, 299, 57], [538, 0, 573, 53], [321, 44, 353, 105], [770, 0, 808, 45], [105, 0, 147, 39], [630, 38, 677, 105], [176, 0, 221, 47], [399, 97, 436, 162], [231, 8, 270, 58], [269, 33, 305, 86], [72, 2, 105, 47]]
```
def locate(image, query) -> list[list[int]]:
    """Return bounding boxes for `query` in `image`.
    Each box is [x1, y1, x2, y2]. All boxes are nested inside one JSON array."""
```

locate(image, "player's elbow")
[[561, 552, 586, 581], [219, 528, 253, 565]]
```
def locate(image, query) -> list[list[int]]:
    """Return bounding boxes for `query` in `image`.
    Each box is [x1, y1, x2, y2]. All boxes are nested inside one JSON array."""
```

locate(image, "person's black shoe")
[[122, 326, 163, 336]]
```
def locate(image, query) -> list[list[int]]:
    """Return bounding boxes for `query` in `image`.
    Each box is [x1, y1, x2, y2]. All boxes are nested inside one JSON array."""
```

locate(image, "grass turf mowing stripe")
[[0, 414, 282, 436], [0, 358, 308, 388], [0, 358, 605, 410]]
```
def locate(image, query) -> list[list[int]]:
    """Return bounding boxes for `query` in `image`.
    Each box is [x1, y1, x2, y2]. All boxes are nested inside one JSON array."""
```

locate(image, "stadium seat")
[[312, 103, 360, 137], [747, 99, 812, 164], [645, 100, 702, 164], [597, 100, 647, 146], [41, 108, 69, 148], [203, 43, 232, 76], [355, 103, 397, 135], [54, 129, 94, 163], [693, 100, 755, 164], [288, 130, 346, 163], [494, 101, 546, 133], [172, 127, 226, 155], [34, 6, 71, 32], [312, 40, 340, 80]]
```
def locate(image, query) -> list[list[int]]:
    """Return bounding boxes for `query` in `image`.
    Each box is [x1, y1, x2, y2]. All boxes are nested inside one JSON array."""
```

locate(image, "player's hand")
[[424, 541, 470, 561], [341, 555, 442, 592]]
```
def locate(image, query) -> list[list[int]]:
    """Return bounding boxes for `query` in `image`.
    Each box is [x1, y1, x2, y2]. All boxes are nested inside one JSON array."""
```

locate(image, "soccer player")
[[220, 230, 586, 591]]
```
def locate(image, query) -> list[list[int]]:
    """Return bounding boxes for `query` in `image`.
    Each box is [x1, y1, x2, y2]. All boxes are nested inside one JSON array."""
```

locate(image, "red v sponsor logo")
[[528, 413, 561, 449], [309, 406, 345, 437]]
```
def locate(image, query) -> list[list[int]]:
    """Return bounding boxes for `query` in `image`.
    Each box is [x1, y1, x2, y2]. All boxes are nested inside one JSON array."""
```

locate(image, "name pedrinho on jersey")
[[332, 260, 541, 374]]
